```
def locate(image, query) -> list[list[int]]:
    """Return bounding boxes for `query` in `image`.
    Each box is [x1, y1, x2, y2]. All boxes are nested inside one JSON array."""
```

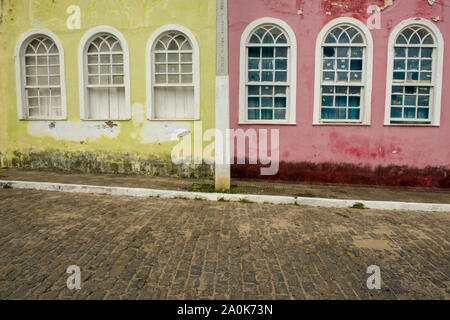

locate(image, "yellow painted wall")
[[0, 0, 216, 166]]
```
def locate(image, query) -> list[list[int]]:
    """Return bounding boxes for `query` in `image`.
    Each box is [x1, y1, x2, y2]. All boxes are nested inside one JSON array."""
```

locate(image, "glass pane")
[[248, 72, 260, 82], [248, 109, 260, 120], [336, 96, 347, 107], [155, 75, 166, 83], [261, 86, 273, 95], [277, 34, 287, 44], [349, 96, 360, 107], [181, 53, 192, 62], [323, 47, 335, 57], [323, 59, 335, 70], [321, 96, 333, 107], [262, 71, 273, 82], [262, 34, 274, 44], [181, 64, 192, 73], [407, 72, 419, 81], [262, 47, 274, 58], [391, 95, 403, 106], [112, 54, 123, 63], [407, 59, 419, 70], [275, 59, 287, 70], [337, 59, 349, 70], [394, 47, 406, 57], [249, 35, 260, 44], [405, 86, 417, 94], [349, 87, 360, 95], [423, 35, 434, 44], [394, 60, 406, 70], [262, 59, 274, 70], [261, 97, 272, 107], [337, 72, 348, 81], [351, 48, 363, 58], [248, 86, 259, 95], [248, 47, 260, 58], [348, 108, 360, 119], [405, 95, 417, 106], [168, 64, 179, 73], [275, 97, 286, 108], [418, 95, 430, 107], [168, 75, 179, 83], [418, 87, 430, 94], [100, 55, 111, 63], [393, 72, 405, 81], [274, 109, 286, 120], [417, 108, 429, 119], [408, 47, 420, 57], [275, 47, 287, 57], [112, 75, 124, 85], [325, 34, 337, 44], [261, 109, 273, 120], [248, 97, 259, 107], [168, 53, 179, 62], [322, 86, 334, 94], [420, 72, 432, 82], [391, 107, 402, 118], [352, 34, 363, 44], [350, 60, 362, 70], [404, 107, 416, 118], [248, 59, 260, 70], [336, 86, 347, 94], [155, 53, 166, 63], [323, 72, 335, 81], [421, 60, 432, 71], [337, 47, 349, 57], [321, 108, 336, 119], [392, 86, 403, 93], [275, 72, 287, 82], [421, 48, 433, 58], [181, 74, 192, 83]]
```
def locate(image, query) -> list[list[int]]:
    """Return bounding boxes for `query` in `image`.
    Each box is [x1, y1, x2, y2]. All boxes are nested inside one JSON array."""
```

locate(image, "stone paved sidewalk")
[[0, 188, 449, 300], [1, 168, 450, 204]]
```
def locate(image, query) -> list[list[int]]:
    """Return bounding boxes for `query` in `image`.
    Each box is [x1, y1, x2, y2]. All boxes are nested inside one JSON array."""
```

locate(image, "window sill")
[[313, 122, 370, 126], [20, 118, 67, 121], [384, 123, 440, 127], [81, 118, 131, 121], [239, 121, 297, 125]]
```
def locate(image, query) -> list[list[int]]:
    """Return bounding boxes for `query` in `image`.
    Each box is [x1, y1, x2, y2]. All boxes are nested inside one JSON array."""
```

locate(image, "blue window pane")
[[348, 108, 360, 120], [322, 95, 334, 107], [275, 86, 286, 95], [261, 97, 273, 108], [248, 71, 260, 82], [261, 71, 273, 82], [248, 97, 259, 107], [405, 86, 416, 94], [350, 72, 362, 81], [277, 35, 287, 44], [421, 48, 433, 58], [323, 59, 335, 70], [336, 86, 347, 94], [275, 72, 287, 82], [321, 108, 337, 119], [325, 34, 336, 44], [349, 96, 360, 107], [351, 47, 363, 58], [350, 59, 363, 70], [408, 47, 420, 57], [248, 59, 260, 70], [249, 47, 260, 58], [407, 59, 419, 70], [404, 107, 416, 118], [337, 59, 348, 70], [418, 95, 430, 107], [276, 47, 287, 57], [420, 72, 432, 82], [407, 72, 419, 81], [405, 95, 417, 106], [262, 47, 274, 58], [275, 97, 286, 108], [262, 59, 274, 70], [248, 109, 260, 120], [395, 47, 406, 57], [337, 72, 348, 81], [323, 72, 335, 81], [339, 33, 350, 43], [349, 87, 360, 95], [322, 86, 334, 94], [263, 34, 274, 44], [261, 109, 273, 120], [391, 95, 403, 106], [337, 47, 348, 57], [421, 60, 432, 71], [275, 59, 287, 70], [323, 47, 335, 57], [393, 72, 405, 80], [337, 108, 347, 119], [274, 109, 286, 120], [417, 108, 429, 119], [261, 86, 273, 95], [249, 35, 260, 44], [419, 87, 430, 94], [392, 86, 403, 93], [336, 96, 347, 107], [391, 107, 402, 118], [248, 86, 259, 95], [394, 60, 405, 70]]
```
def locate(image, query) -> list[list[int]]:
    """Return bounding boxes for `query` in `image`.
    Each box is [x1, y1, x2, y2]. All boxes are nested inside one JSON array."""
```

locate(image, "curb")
[[1, 180, 450, 212]]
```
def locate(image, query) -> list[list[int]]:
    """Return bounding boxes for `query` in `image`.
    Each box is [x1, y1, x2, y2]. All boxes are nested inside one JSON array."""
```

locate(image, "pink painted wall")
[[228, 0, 450, 181]]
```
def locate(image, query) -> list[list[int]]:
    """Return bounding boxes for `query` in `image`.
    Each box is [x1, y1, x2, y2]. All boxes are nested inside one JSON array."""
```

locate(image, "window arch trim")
[[146, 24, 201, 121], [239, 17, 297, 125], [384, 18, 444, 126], [15, 29, 68, 120], [78, 26, 131, 120], [313, 17, 374, 125]]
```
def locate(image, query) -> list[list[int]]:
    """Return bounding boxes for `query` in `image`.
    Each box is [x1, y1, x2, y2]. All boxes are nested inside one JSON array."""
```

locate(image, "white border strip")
[[1, 180, 449, 212]]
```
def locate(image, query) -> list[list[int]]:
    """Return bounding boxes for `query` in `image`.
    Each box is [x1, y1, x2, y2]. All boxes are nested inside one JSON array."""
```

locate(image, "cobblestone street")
[[0, 188, 448, 300]]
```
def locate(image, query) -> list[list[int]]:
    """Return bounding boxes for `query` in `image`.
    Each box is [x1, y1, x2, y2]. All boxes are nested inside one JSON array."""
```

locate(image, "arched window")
[[314, 18, 373, 125], [146, 25, 200, 120], [15, 30, 67, 120], [385, 19, 444, 126], [239, 18, 297, 124], [79, 27, 131, 120]]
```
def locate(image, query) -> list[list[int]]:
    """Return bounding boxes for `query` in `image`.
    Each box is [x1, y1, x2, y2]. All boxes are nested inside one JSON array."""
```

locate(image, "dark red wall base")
[[231, 160, 450, 189]]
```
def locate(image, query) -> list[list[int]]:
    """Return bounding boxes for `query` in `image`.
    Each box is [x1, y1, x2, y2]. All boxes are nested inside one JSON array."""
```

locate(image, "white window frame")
[[15, 29, 68, 120], [313, 17, 373, 125], [384, 18, 444, 127], [239, 17, 297, 125], [146, 24, 200, 121], [78, 26, 131, 121]]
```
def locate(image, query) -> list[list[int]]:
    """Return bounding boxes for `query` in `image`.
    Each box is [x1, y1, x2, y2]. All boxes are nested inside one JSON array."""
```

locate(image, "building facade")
[[0, 0, 216, 178], [229, 0, 450, 188]]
